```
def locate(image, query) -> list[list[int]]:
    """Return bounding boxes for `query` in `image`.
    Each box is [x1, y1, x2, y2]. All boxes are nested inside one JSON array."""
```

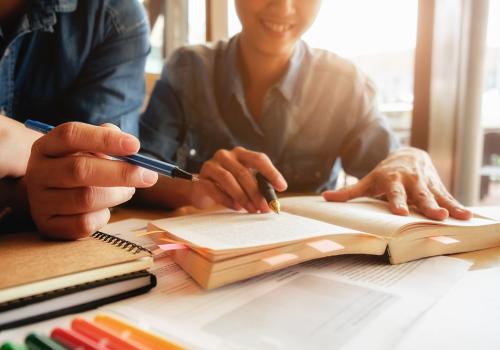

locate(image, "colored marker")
[[94, 314, 185, 350], [71, 318, 144, 350], [25, 333, 66, 350], [50, 327, 110, 350], [1, 342, 28, 350]]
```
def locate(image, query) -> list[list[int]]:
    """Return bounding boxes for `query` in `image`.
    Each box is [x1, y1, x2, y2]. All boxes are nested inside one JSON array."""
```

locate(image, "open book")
[[148, 196, 500, 289]]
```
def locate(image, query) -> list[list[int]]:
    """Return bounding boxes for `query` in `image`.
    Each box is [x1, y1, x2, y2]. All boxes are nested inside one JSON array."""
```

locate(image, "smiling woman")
[[229, 0, 418, 146]]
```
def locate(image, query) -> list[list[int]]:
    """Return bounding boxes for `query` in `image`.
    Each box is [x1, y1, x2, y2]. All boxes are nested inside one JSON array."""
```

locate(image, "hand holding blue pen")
[[23, 120, 186, 239], [25, 120, 195, 181]]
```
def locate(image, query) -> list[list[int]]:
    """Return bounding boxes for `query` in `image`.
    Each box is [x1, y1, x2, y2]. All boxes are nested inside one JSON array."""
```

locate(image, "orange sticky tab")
[[263, 253, 298, 266], [157, 243, 189, 251], [307, 239, 344, 253], [429, 236, 460, 244]]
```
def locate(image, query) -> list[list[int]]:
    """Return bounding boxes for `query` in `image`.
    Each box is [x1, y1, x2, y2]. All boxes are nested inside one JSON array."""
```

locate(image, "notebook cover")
[[0, 271, 157, 330], [0, 231, 151, 290]]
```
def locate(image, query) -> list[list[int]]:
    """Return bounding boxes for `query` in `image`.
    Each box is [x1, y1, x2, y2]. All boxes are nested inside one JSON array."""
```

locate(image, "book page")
[[150, 210, 362, 251], [281, 196, 498, 237], [470, 206, 500, 221]]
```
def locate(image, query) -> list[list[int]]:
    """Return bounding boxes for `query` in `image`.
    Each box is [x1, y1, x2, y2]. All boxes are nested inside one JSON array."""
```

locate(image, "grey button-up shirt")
[[141, 36, 399, 192]]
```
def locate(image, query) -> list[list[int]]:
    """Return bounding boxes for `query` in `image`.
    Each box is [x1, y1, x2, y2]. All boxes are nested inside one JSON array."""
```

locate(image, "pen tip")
[[172, 167, 196, 181], [269, 200, 281, 215]]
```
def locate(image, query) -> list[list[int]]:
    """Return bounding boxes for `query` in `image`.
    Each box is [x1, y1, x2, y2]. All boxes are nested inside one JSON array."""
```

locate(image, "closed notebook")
[[0, 231, 156, 330], [147, 196, 500, 289]]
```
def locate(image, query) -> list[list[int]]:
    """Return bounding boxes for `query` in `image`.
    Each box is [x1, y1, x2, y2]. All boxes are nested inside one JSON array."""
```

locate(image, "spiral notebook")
[[0, 231, 156, 330]]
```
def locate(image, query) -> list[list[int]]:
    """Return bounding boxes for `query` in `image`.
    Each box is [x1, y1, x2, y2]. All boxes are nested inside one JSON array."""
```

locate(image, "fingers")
[[33, 122, 140, 157], [38, 209, 111, 240], [408, 181, 449, 221], [201, 159, 258, 213], [34, 187, 136, 216], [383, 180, 409, 216], [322, 177, 370, 202], [215, 151, 268, 212], [33, 155, 158, 188], [200, 147, 286, 213], [430, 186, 472, 220], [233, 147, 287, 192]]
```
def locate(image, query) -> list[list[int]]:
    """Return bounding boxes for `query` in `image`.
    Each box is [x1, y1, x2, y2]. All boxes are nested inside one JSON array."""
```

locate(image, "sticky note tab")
[[307, 239, 344, 253], [157, 243, 189, 251], [429, 236, 460, 244], [263, 253, 297, 266]]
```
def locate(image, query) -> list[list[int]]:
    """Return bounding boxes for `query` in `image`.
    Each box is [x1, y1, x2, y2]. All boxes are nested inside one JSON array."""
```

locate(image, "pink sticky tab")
[[307, 239, 344, 253], [429, 236, 460, 245], [263, 253, 297, 266], [158, 243, 189, 251]]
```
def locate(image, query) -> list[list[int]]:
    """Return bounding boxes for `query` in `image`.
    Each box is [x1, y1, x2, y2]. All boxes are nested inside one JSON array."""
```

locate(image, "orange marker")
[[94, 314, 185, 350], [71, 318, 145, 350]]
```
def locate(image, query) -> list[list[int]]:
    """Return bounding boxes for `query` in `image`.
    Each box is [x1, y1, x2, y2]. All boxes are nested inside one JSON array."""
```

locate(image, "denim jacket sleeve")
[[60, 0, 150, 136]]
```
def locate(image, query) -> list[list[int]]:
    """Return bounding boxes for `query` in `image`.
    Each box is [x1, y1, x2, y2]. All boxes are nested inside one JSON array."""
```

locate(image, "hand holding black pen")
[[192, 146, 287, 213]]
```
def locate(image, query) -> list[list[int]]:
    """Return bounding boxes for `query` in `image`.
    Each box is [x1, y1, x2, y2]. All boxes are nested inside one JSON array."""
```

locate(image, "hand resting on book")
[[323, 147, 471, 221]]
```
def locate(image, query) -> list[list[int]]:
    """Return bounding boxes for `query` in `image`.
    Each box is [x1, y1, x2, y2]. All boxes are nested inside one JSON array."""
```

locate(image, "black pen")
[[256, 173, 281, 214]]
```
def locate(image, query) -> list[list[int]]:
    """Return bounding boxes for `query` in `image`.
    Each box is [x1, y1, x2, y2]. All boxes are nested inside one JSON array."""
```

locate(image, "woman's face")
[[235, 0, 321, 57]]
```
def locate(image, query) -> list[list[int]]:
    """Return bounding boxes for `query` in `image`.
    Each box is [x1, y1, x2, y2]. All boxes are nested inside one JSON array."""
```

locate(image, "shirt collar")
[[27, 0, 78, 33], [274, 41, 305, 102]]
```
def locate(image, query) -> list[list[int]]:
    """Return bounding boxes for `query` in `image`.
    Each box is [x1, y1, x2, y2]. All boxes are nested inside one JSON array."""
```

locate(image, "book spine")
[[91, 231, 152, 255]]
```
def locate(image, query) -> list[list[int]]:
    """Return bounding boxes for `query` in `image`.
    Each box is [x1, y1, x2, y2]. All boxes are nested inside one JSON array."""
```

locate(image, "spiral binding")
[[91, 231, 152, 255]]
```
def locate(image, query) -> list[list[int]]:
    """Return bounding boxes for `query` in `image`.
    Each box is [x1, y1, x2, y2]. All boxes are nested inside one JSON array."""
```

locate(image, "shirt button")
[[189, 149, 197, 157], [3, 48, 9, 57]]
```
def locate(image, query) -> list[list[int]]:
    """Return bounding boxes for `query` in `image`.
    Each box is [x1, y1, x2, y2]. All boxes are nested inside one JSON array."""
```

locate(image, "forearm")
[[135, 175, 194, 209]]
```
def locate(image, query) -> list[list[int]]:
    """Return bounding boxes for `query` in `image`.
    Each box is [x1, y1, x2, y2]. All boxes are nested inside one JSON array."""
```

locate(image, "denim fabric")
[[141, 36, 399, 192], [0, 0, 149, 135]]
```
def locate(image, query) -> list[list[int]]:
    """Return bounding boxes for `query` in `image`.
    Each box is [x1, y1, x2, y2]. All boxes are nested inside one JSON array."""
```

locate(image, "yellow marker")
[[94, 314, 185, 350]]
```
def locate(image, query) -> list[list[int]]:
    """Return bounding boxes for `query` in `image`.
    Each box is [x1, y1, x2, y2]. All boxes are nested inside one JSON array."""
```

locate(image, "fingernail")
[[121, 136, 139, 153], [141, 169, 158, 185]]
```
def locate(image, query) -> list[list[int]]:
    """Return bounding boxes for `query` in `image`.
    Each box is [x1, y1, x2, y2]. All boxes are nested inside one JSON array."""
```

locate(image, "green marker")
[[24, 334, 66, 350], [1, 342, 28, 350]]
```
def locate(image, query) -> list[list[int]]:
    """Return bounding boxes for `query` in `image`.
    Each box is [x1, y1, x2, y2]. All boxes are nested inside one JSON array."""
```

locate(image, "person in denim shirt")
[[140, 0, 471, 221], [0, 0, 158, 237]]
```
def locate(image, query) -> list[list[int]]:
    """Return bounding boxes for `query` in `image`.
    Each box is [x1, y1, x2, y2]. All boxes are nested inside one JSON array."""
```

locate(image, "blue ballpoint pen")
[[25, 119, 195, 181]]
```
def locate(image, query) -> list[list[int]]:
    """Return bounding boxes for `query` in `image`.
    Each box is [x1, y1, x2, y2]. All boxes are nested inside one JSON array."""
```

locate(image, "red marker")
[[51, 327, 111, 350], [71, 318, 146, 350]]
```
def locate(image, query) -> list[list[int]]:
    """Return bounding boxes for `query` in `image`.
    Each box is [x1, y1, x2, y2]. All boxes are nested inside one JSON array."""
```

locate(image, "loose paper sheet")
[[105, 241, 471, 350]]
